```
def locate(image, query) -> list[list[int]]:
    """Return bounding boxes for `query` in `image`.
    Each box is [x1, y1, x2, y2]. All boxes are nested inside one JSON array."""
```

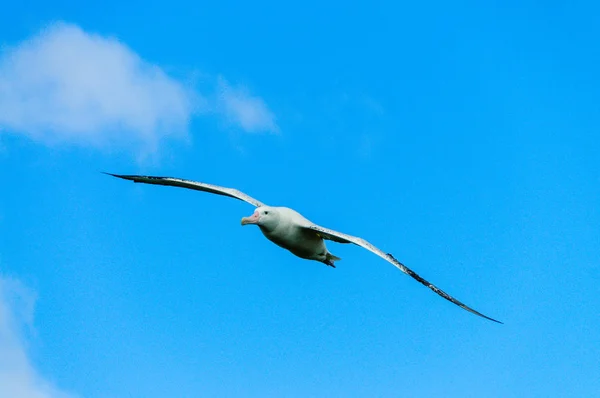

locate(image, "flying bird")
[[105, 172, 502, 324]]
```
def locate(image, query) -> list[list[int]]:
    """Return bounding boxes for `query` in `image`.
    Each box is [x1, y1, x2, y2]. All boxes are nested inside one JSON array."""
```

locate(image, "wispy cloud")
[[0, 276, 77, 398], [362, 96, 385, 116], [216, 77, 279, 134], [0, 22, 278, 159], [357, 133, 374, 159]]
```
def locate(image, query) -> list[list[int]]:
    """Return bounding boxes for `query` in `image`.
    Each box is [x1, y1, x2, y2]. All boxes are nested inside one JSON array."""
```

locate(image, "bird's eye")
[[264, 211, 269, 215]]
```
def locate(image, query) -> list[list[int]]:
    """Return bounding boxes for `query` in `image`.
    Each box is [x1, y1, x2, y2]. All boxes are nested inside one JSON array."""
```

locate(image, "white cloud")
[[0, 276, 77, 398], [0, 22, 279, 159], [0, 22, 194, 158], [216, 77, 279, 133]]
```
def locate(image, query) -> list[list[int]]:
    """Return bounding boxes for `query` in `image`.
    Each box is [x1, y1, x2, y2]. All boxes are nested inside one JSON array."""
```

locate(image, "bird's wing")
[[104, 173, 266, 208], [303, 223, 502, 324]]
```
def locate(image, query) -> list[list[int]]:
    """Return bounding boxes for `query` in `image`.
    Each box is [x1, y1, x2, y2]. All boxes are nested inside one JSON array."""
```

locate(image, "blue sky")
[[1, 1, 599, 397]]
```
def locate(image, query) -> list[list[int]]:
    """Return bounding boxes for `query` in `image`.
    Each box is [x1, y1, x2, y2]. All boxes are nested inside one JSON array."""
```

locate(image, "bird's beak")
[[241, 211, 259, 226]]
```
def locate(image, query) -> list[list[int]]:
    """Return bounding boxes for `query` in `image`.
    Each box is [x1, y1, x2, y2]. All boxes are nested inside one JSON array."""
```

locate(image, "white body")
[[257, 207, 332, 262]]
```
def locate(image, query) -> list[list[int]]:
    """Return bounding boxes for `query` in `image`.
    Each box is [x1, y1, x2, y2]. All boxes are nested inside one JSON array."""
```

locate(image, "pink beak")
[[241, 211, 260, 225]]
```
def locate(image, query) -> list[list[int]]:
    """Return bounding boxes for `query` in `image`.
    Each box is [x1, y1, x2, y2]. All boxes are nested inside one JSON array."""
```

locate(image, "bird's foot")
[[324, 259, 336, 268]]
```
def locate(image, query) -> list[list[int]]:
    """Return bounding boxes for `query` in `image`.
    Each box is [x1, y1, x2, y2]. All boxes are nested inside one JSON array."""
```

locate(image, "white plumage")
[[105, 172, 502, 324]]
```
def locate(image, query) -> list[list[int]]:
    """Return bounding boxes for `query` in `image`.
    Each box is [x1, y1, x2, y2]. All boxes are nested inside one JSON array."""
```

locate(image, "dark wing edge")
[[305, 224, 503, 324], [103, 173, 266, 208]]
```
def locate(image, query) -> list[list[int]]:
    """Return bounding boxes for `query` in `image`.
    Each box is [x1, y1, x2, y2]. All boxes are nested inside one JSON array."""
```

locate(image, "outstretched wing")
[[304, 224, 502, 324], [104, 173, 266, 208]]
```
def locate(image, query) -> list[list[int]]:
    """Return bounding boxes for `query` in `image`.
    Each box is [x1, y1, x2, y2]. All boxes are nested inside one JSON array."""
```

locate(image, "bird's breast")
[[260, 225, 326, 260]]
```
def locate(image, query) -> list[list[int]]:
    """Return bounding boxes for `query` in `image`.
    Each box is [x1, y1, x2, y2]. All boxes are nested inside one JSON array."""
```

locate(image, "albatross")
[[105, 172, 502, 324]]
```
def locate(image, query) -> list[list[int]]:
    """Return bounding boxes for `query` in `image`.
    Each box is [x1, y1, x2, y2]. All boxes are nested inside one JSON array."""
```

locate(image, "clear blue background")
[[2, 1, 600, 397]]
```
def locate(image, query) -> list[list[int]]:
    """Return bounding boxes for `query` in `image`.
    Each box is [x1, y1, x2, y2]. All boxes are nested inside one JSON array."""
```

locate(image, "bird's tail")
[[325, 253, 341, 267], [327, 253, 341, 262]]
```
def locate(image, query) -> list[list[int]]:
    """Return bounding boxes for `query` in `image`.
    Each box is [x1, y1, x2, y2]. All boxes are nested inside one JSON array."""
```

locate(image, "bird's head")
[[241, 206, 279, 230]]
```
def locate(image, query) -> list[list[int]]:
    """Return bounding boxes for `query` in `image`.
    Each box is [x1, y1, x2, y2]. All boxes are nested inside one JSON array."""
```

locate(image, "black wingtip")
[[485, 316, 504, 325], [101, 172, 131, 181]]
